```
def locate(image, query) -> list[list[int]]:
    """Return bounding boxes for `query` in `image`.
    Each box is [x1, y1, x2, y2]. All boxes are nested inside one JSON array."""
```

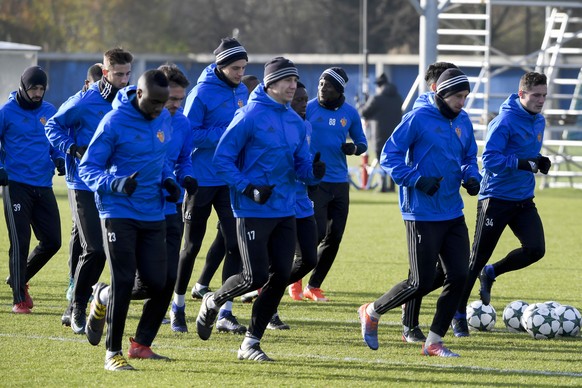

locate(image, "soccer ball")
[[554, 305, 581, 337], [544, 300, 561, 310], [502, 300, 528, 333], [521, 302, 547, 329], [466, 300, 496, 331], [524, 306, 560, 339]]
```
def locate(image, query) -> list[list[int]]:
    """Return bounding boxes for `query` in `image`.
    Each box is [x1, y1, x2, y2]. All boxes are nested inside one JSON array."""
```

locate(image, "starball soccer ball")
[[521, 302, 547, 329], [466, 300, 496, 331], [503, 300, 528, 333], [524, 306, 560, 339], [554, 305, 581, 337]]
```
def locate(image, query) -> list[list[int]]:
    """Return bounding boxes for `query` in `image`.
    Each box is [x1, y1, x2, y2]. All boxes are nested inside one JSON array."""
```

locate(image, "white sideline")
[[2, 332, 582, 379]]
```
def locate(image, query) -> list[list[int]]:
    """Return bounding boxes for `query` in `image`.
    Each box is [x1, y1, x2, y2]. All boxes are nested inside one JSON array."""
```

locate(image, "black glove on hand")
[[164, 179, 181, 203], [462, 177, 480, 196], [112, 171, 139, 196], [55, 158, 66, 176], [340, 142, 357, 155], [517, 158, 539, 173], [67, 144, 88, 159], [182, 176, 198, 196], [0, 168, 8, 186], [243, 184, 275, 205], [312, 152, 326, 179], [415, 176, 442, 196], [538, 156, 551, 175]]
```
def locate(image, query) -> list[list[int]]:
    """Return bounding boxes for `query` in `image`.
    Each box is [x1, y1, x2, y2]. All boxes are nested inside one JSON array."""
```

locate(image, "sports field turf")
[[1, 180, 581, 387]]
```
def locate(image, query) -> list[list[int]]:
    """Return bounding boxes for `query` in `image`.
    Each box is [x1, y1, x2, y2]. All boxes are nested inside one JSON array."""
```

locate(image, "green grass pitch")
[[0, 179, 581, 387]]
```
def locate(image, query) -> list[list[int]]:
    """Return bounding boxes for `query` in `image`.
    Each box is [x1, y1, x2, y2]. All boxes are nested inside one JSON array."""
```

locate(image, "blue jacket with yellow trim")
[[480, 94, 545, 201], [79, 85, 175, 221], [381, 98, 480, 221], [184, 63, 248, 186], [213, 84, 320, 219], [0, 92, 60, 187]]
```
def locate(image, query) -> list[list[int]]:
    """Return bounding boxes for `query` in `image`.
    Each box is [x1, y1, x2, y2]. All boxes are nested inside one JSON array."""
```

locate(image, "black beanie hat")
[[436, 68, 470, 98], [21, 66, 48, 91], [214, 37, 248, 68], [263, 57, 299, 88], [320, 67, 348, 94]]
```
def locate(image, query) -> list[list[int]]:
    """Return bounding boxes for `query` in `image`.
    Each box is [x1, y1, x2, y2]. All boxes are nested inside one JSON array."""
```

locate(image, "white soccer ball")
[[466, 300, 496, 331], [521, 302, 547, 329], [503, 300, 528, 333], [524, 306, 560, 339], [544, 300, 561, 310], [554, 305, 581, 337]]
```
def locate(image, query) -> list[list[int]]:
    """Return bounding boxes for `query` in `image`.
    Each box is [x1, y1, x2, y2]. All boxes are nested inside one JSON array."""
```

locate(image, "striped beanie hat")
[[320, 67, 348, 94], [436, 68, 470, 98], [263, 57, 299, 88], [214, 37, 248, 68]]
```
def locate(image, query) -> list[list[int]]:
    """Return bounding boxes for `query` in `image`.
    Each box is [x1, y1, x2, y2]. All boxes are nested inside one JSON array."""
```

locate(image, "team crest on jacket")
[[238, 99, 244, 108], [157, 129, 165, 143], [455, 126, 462, 138], [40, 116, 47, 126], [340, 117, 347, 127]]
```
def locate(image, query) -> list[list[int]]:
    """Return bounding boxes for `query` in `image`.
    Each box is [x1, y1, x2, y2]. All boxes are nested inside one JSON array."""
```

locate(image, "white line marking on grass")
[[3, 332, 582, 379]]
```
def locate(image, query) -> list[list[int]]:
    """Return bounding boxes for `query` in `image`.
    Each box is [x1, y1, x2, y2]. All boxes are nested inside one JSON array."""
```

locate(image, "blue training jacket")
[[381, 96, 481, 221], [184, 63, 248, 186], [213, 84, 320, 219], [480, 94, 545, 201], [78, 85, 175, 221], [306, 98, 367, 183], [45, 82, 115, 191], [164, 109, 194, 215], [0, 92, 60, 187]]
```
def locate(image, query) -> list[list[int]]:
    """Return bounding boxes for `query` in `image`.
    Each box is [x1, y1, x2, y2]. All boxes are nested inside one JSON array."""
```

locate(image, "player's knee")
[[525, 246, 545, 263]]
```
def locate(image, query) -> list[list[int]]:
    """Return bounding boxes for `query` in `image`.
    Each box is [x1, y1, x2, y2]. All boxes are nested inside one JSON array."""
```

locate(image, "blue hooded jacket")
[[184, 63, 248, 186], [45, 82, 115, 190], [213, 84, 320, 218], [480, 94, 545, 201], [0, 92, 60, 187], [78, 85, 175, 221], [381, 96, 481, 221]]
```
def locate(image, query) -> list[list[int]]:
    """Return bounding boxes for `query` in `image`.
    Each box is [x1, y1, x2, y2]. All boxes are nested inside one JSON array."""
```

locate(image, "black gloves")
[[67, 144, 88, 159], [462, 177, 480, 196], [415, 176, 442, 196], [538, 156, 551, 175], [243, 184, 275, 205], [55, 158, 66, 176], [112, 172, 139, 196], [164, 179, 181, 203], [312, 152, 326, 179], [341, 142, 357, 155], [0, 168, 8, 186], [517, 158, 540, 173], [182, 176, 198, 196]]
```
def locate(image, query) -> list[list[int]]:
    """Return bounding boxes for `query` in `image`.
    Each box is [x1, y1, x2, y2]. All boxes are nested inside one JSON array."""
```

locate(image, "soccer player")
[[304, 67, 368, 302], [195, 57, 325, 361], [358, 68, 481, 357], [401, 62, 462, 342], [79, 69, 181, 371], [60, 62, 103, 327], [454, 72, 551, 334], [45, 48, 133, 334], [0, 65, 63, 314], [172, 37, 248, 334]]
